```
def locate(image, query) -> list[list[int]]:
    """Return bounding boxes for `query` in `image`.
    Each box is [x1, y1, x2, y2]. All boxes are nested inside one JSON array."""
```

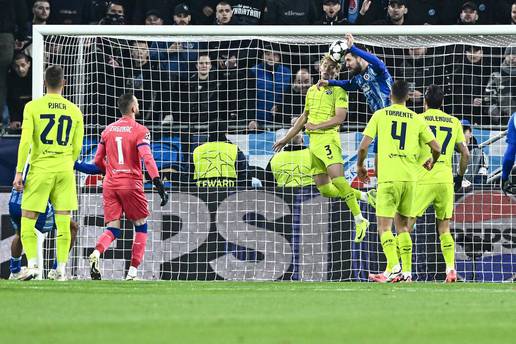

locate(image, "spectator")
[[448, 46, 493, 124], [133, 0, 177, 25], [405, 0, 441, 25], [370, 0, 408, 25], [47, 0, 91, 24], [6, 53, 31, 129], [189, 0, 217, 24], [281, 68, 311, 122], [98, 1, 126, 25], [350, 0, 388, 24], [229, 0, 266, 25], [398, 47, 444, 113], [119, 41, 162, 122], [458, 1, 479, 24], [0, 0, 27, 124], [23, 0, 50, 57], [453, 119, 488, 188], [173, 3, 192, 25], [264, 0, 318, 25], [511, 1, 516, 24], [176, 53, 224, 126], [144, 9, 164, 25], [485, 45, 516, 124], [214, 1, 233, 24], [315, 0, 348, 25], [249, 46, 291, 126]]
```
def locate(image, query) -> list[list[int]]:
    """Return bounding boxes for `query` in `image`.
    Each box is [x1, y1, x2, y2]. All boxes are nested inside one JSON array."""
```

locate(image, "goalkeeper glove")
[[453, 174, 464, 192], [152, 177, 169, 206]]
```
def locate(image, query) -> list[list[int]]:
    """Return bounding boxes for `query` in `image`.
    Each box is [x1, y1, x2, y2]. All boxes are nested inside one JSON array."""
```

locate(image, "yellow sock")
[[20, 217, 38, 263], [54, 214, 71, 264], [395, 235, 401, 262], [397, 232, 413, 274], [332, 177, 361, 217], [317, 183, 340, 198], [380, 231, 399, 271], [440, 232, 455, 271]]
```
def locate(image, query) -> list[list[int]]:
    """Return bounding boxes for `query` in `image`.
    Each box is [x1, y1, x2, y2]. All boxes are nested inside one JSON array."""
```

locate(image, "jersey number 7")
[[429, 126, 452, 154]]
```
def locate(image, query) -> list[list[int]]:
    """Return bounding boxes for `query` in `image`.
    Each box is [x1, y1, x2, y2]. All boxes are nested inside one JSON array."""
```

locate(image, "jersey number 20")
[[40, 114, 72, 146]]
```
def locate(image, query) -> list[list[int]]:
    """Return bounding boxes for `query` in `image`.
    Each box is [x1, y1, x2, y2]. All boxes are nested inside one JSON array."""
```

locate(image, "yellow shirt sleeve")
[[72, 108, 84, 161], [455, 119, 466, 144], [304, 87, 312, 114], [363, 112, 379, 139], [334, 87, 348, 109], [16, 102, 34, 172]]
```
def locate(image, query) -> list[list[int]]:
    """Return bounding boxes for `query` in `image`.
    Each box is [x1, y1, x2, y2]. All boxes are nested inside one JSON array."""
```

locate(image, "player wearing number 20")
[[90, 93, 168, 281], [13, 65, 84, 281], [357, 80, 441, 283]]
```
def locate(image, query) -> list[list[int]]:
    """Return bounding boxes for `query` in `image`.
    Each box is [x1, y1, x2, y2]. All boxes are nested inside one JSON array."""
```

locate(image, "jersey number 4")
[[391, 121, 407, 150], [40, 114, 72, 146]]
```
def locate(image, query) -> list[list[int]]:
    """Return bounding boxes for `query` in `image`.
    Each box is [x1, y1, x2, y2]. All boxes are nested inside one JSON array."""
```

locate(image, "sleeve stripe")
[[137, 143, 150, 148]]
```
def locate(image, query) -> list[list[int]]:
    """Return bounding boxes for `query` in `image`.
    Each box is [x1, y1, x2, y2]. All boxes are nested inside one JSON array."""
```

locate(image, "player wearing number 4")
[[357, 80, 441, 283], [274, 55, 373, 243], [13, 65, 84, 281], [90, 93, 168, 281]]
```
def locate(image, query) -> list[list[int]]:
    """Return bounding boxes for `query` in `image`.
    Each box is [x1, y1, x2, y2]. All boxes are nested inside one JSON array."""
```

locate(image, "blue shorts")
[[8, 189, 55, 234]]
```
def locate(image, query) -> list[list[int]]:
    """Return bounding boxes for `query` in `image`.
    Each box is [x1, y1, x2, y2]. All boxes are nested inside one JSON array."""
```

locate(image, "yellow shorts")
[[22, 170, 78, 213], [309, 132, 343, 175], [413, 183, 454, 220], [376, 181, 417, 218]]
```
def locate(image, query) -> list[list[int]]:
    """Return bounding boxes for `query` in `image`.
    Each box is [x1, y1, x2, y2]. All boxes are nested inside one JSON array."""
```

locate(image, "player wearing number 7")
[[90, 93, 168, 280], [357, 80, 441, 282], [12, 65, 84, 281]]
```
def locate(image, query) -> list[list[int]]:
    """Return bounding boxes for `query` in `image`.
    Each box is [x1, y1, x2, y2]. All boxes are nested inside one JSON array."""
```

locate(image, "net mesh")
[[36, 32, 515, 282]]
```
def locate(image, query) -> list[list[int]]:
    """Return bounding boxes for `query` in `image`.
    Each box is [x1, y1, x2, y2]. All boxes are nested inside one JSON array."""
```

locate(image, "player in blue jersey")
[[9, 160, 102, 280], [502, 112, 516, 194], [317, 33, 393, 114]]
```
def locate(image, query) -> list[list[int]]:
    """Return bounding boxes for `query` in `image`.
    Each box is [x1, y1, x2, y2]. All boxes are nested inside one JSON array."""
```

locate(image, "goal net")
[[32, 25, 515, 282]]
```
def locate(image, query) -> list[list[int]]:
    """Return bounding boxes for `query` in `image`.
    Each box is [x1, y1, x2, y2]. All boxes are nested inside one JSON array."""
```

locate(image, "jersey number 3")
[[40, 114, 72, 146]]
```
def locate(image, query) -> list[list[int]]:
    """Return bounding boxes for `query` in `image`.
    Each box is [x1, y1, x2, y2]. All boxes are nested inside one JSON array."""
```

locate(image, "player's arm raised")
[[272, 112, 307, 152], [13, 103, 34, 191], [137, 130, 168, 206]]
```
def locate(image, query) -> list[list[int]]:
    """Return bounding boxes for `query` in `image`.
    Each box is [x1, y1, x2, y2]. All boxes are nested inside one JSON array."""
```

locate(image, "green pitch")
[[0, 281, 514, 344]]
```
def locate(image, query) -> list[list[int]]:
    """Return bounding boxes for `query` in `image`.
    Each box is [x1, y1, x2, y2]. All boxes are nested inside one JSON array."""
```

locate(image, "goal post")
[[32, 25, 516, 282]]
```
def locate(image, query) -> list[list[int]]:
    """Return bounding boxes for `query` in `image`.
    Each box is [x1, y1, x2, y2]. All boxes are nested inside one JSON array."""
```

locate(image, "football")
[[328, 40, 349, 63]]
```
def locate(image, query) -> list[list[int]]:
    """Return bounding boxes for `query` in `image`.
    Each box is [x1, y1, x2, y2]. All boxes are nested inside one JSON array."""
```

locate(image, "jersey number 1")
[[115, 136, 125, 164]]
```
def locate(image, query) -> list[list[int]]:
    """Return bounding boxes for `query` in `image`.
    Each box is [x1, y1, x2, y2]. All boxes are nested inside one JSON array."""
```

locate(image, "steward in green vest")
[[264, 133, 314, 187], [193, 124, 251, 187]]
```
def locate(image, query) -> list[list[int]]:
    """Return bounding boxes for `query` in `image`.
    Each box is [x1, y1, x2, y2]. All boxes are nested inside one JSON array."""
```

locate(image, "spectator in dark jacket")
[[0, 0, 27, 122], [144, 9, 164, 25], [214, 1, 233, 24], [370, 0, 408, 25], [229, 0, 266, 25], [264, 0, 318, 25], [281, 68, 311, 123], [133, 0, 177, 25], [315, 0, 348, 25], [6, 52, 31, 129], [458, 1, 479, 24]]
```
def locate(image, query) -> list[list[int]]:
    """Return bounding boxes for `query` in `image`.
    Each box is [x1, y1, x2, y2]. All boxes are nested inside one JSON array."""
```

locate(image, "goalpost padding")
[[32, 25, 516, 281]]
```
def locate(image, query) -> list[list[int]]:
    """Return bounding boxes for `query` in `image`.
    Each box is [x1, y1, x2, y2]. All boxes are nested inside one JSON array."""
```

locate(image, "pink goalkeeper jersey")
[[95, 116, 159, 190]]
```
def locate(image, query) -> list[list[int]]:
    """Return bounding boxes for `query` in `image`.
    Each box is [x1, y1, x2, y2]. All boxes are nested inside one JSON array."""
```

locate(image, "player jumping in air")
[[502, 111, 516, 194], [357, 80, 441, 282], [13, 65, 84, 281], [90, 93, 168, 281], [9, 160, 102, 280], [273, 55, 372, 243]]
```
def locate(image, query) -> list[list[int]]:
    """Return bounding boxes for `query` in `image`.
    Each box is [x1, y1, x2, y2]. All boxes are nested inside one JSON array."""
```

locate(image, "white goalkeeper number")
[[115, 136, 125, 164]]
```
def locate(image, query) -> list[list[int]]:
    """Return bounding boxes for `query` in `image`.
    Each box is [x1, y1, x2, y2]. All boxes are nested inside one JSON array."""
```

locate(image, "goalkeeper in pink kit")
[[90, 93, 168, 280]]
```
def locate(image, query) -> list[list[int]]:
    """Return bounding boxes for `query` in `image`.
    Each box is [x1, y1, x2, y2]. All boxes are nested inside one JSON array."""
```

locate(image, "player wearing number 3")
[[13, 65, 84, 281], [357, 80, 441, 282], [90, 93, 168, 280], [274, 55, 373, 243]]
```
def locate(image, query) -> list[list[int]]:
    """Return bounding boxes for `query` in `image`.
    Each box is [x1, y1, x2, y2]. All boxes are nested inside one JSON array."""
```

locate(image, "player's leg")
[[123, 188, 151, 280], [434, 183, 456, 282], [9, 232, 23, 279], [50, 171, 78, 281], [48, 220, 79, 280]]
